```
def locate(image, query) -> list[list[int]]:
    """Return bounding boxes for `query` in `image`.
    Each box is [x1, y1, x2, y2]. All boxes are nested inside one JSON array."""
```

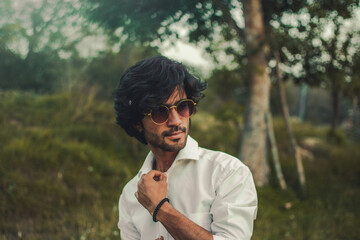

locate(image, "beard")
[[143, 125, 188, 152]]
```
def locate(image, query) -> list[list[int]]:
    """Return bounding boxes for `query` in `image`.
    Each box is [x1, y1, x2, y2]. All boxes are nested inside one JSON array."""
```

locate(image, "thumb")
[[148, 170, 163, 178]]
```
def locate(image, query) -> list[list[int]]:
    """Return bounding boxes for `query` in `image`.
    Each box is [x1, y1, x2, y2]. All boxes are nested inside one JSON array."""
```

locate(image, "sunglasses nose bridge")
[[168, 105, 178, 116], [166, 105, 182, 125], [167, 105, 179, 117]]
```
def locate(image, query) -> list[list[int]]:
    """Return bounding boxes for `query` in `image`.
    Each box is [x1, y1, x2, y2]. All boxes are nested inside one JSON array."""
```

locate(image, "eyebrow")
[[161, 98, 188, 107]]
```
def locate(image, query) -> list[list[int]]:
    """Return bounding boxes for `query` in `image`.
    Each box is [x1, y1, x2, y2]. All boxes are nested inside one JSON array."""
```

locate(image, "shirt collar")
[[174, 135, 199, 162], [138, 135, 199, 177]]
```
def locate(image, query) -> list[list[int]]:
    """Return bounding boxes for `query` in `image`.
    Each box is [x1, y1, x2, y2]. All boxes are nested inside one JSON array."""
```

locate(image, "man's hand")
[[135, 170, 213, 240], [135, 170, 168, 216]]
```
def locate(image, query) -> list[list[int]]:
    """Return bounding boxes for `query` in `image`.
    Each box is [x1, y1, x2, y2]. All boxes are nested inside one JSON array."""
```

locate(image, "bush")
[[1, 90, 359, 239]]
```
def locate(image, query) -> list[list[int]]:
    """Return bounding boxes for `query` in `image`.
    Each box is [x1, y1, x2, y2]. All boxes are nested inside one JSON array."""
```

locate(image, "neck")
[[151, 149, 178, 172]]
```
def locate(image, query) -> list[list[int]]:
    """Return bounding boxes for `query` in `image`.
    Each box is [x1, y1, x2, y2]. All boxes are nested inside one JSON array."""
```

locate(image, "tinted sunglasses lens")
[[151, 106, 169, 124], [177, 100, 194, 118]]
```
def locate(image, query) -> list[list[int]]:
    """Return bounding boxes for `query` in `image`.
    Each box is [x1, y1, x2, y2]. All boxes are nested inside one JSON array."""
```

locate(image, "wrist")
[[152, 198, 170, 222], [154, 201, 172, 223], [149, 198, 166, 216]]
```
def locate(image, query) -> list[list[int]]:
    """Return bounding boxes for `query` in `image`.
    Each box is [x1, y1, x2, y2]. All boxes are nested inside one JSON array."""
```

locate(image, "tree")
[[274, 1, 359, 137], [260, 0, 358, 192], [85, 41, 159, 98], [0, 0, 93, 92], [238, 0, 271, 186], [274, 51, 306, 195], [344, 50, 360, 141], [81, 0, 274, 186]]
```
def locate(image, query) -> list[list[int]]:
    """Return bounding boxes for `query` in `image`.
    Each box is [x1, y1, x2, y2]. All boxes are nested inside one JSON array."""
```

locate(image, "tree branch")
[[212, 0, 245, 39]]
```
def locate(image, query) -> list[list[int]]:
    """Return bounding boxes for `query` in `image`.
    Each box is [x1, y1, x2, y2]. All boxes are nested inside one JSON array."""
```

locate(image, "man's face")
[[139, 87, 189, 153]]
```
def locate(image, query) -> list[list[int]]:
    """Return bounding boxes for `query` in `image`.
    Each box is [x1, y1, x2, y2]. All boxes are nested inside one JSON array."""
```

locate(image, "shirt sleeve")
[[210, 167, 258, 240], [118, 192, 141, 240]]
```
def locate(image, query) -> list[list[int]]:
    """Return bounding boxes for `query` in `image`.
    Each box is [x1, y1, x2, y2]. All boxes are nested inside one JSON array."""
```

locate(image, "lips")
[[166, 131, 184, 140]]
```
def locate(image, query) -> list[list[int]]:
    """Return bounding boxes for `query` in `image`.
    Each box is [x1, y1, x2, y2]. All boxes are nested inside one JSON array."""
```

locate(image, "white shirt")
[[118, 136, 258, 240]]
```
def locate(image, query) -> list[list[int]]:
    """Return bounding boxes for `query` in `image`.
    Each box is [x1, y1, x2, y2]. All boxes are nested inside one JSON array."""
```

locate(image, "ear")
[[134, 122, 143, 132]]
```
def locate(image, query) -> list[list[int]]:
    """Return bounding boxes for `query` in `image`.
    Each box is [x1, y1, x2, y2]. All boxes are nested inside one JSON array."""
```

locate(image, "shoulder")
[[198, 147, 252, 187], [198, 147, 250, 173]]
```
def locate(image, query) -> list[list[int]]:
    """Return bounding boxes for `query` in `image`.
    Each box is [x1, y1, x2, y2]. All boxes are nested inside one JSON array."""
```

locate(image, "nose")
[[167, 107, 182, 126]]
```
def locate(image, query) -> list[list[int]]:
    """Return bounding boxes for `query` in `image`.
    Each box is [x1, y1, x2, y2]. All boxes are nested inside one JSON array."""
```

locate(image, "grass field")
[[1, 90, 359, 240]]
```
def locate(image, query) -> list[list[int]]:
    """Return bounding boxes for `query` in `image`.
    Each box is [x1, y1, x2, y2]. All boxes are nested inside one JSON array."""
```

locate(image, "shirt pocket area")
[[185, 212, 212, 232]]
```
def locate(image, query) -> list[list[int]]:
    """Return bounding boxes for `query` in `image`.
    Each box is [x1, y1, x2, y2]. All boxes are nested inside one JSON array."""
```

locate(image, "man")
[[114, 56, 257, 240]]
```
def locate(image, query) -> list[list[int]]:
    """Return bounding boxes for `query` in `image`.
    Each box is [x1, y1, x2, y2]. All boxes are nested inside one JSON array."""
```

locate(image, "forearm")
[[156, 202, 213, 240]]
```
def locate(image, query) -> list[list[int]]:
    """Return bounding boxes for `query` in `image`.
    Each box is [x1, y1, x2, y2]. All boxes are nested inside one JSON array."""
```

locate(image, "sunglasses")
[[146, 99, 196, 125]]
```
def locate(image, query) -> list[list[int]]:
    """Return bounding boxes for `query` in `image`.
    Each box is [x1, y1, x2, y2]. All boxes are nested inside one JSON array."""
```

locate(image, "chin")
[[163, 135, 187, 152]]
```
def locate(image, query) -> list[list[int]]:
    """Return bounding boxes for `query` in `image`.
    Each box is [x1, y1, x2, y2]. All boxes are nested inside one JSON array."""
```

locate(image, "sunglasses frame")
[[145, 99, 197, 125]]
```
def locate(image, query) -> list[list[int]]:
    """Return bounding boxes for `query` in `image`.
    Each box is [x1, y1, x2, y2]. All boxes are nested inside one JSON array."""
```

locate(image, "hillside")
[[1, 90, 359, 240]]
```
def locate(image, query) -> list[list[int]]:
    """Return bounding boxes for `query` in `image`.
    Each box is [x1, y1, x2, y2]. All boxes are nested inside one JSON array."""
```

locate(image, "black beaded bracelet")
[[152, 197, 170, 222]]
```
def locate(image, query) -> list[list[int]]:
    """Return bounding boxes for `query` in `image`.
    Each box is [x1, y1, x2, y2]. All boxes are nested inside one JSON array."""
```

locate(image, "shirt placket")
[[159, 160, 183, 240], [163, 159, 181, 204]]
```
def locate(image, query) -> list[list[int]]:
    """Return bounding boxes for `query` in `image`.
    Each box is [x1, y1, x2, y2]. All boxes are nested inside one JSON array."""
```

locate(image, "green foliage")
[[81, 0, 230, 43], [1, 90, 360, 239], [0, 0, 99, 93], [326, 128, 348, 145], [270, 0, 360, 135], [252, 118, 360, 240], [191, 112, 240, 157], [0, 50, 67, 92], [0, 49, 24, 88], [0, 89, 147, 239], [202, 68, 246, 113], [85, 42, 159, 99]]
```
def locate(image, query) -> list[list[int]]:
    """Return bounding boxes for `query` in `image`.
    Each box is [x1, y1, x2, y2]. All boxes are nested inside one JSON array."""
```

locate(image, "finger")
[[147, 170, 163, 178], [137, 179, 143, 189], [160, 173, 167, 182], [134, 191, 139, 199]]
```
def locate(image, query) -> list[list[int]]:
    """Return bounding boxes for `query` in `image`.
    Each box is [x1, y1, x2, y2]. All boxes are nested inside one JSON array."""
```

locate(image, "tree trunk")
[[275, 52, 306, 196], [239, 0, 271, 187], [352, 96, 358, 117], [330, 90, 340, 134], [266, 110, 287, 190], [351, 96, 359, 140], [298, 83, 308, 123]]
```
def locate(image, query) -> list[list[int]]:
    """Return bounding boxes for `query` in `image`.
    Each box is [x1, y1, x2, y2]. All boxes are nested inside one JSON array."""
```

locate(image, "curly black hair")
[[114, 56, 207, 144]]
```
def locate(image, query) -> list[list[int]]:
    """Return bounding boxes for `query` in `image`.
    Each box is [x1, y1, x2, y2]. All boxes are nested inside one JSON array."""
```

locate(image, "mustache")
[[162, 126, 186, 136]]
